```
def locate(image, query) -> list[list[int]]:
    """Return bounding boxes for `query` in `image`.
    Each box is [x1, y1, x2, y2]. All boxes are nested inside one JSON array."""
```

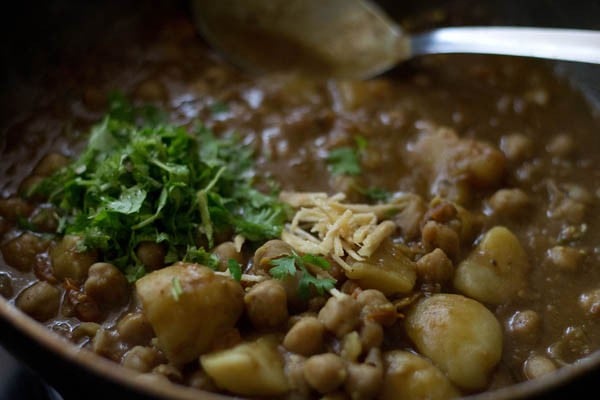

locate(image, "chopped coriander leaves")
[[171, 276, 183, 301], [326, 136, 368, 177], [34, 96, 287, 280], [227, 259, 242, 281], [269, 252, 335, 299], [269, 256, 298, 279], [327, 147, 361, 176], [361, 186, 392, 203], [183, 246, 219, 269]]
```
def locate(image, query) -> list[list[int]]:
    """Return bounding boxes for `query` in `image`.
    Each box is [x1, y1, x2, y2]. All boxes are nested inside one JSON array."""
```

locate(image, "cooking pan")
[[0, 0, 599, 399]]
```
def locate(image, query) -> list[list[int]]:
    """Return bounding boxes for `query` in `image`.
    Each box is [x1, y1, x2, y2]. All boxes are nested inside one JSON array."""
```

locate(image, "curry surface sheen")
[[1, 3, 600, 399]]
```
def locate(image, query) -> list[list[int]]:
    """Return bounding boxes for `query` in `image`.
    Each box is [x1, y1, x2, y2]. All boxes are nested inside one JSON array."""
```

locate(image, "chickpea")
[[507, 310, 541, 343], [318, 295, 361, 338], [344, 362, 383, 400], [0, 197, 33, 221], [283, 316, 324, 356], [92, 328, 122, 361], [359, 320, 384, 351], [523, 354, 556, 380], [32, 153, 69, 177], [488, 188, 530, 216], [304, 353, 347, 394], [356, 289, 388, 308], [381, 350, 459, 400], [340, 331, 362, 362], [416, 249, 454, 284], [244, 280, 289, 330], [500, 133, 533, 163], [547, 134, 575, 157], [153, 364, 183, 383], [421, 221, 459, 262], [51, 235, 98, 281], [72, 322, 101, 342], [1, 233, 47, 272], [0, 273, 13, 298], [212, 241, 243, 272], [357, 289, 397, 327], [579, 288, 600, 316], [546, 246, 585, 272], [122, 346, 160, 373], [117, 313, 155, 346], [16, 282, 60, 321], [29, 206, 59, 233], [252, 240, 293, 274], [136, 241, 166, 271], [84, 262, 129, 308]]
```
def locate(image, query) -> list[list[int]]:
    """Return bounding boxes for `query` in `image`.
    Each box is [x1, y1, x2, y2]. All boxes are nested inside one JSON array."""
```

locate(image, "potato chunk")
[[453, 226, 529, 304], [346, 240, 416, 295], [201, 336, 289, 396], [405, 294, 502, 390], [381, 350, 459, 400], [135, 263, 244, 365]]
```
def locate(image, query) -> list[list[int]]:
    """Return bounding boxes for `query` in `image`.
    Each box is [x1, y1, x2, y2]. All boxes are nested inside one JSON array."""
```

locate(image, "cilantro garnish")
[[33, 94, 288, 280], [327, 147, 361, 176], [326, 135, 368, 176], [359, 186, 391, 203], [269, 252, 335, 299], [227, 259, 242, 282], [171, 276, 183, 301]]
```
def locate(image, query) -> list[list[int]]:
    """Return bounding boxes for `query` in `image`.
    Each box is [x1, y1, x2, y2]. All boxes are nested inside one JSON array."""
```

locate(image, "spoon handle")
[[411, 27, 600, 64]]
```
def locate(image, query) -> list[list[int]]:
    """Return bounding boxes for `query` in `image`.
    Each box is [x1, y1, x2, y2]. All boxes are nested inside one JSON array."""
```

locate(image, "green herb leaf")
[[327, 147, 361, 176], [269, 256, 297, 279], [355, 135, 368, 152], [298, 273, 336, 298], [183, 246, 219, 270], [301, 254, 331, 270], [171, 276, 183, 301], [363, 187, 391, 202], [227, 259, 242, 281], [106, 186, 147, 214], [269, 252, 336, 299], [124, 264, 146, 283]]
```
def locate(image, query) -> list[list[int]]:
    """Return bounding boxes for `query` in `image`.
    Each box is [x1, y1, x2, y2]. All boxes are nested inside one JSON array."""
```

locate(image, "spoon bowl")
[[191, 0, 600, 79]]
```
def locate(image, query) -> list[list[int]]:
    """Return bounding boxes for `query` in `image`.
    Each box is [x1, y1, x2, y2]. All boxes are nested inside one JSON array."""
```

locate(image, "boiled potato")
[[405, 294, 502, 390], [454, 226, 528, 304], [381, 350, 459, 400], [346, 240, 416, 295], [201, 335, 289, 396], [136, 263, 244, 365]]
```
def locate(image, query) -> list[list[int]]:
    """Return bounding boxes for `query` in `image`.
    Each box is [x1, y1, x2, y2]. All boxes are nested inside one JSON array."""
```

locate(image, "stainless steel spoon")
[[191, 0, 600, 80]]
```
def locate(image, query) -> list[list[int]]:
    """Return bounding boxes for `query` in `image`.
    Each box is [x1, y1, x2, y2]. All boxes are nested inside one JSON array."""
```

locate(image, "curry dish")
[[1, 4, 600, 400]]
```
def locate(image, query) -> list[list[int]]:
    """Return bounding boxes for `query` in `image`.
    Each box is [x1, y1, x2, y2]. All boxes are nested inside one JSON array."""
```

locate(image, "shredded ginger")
[[279, 191, 411, 270]]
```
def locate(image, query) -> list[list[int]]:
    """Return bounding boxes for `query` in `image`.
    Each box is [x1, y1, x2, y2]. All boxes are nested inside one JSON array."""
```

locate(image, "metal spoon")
[[191, 0, 600, 80]]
